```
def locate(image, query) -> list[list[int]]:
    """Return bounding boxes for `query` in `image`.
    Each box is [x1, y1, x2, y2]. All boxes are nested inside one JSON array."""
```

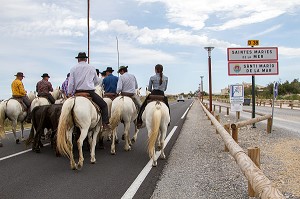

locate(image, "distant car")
[[177, 95, 185, 102]]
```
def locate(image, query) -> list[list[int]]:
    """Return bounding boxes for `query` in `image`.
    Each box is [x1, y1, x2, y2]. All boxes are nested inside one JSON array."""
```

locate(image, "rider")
[[36, 73, 55, 104], [102, 67, 118, 97], [11, 72, 31, 122], [68, 52, 110, 130], [137, 64, 169, 128], [116, 66, 142, 110], [61, 73, 70, 97]]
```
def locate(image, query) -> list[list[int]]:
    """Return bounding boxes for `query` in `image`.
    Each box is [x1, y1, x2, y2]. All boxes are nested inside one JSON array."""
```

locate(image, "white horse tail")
[[0, 103, 6, 138], [56, 98, 75, 158], [148, 102, 162, 158], [110, 97, 124, 129]]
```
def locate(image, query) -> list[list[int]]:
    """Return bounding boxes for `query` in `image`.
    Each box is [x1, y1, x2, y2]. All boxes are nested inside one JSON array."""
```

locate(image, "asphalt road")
[[0, 99, 193, 199], [208, 100, 300, 133]]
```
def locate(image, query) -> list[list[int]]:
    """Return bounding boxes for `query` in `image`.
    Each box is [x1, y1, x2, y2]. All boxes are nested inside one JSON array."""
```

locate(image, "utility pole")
[[204, 47, 214, 112], [87, 0, 90, 64], [200, 76, 204, 101]]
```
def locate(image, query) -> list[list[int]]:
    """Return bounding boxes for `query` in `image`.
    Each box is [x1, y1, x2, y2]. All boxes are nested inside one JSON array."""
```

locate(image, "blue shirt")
[[148, 73, 168, 92], [103, 74, 119, 93]]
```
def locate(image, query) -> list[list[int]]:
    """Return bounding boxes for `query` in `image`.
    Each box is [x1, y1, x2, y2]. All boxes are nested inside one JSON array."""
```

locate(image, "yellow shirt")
[[11, 79, 26, 96]]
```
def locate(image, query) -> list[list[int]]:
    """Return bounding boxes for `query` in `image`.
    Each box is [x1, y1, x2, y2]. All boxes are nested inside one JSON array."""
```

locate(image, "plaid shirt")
[[36, 79, 53, 95], [61, 78, 69, 95]]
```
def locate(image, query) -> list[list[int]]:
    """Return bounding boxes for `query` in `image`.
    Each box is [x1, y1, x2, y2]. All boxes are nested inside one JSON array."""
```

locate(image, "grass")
[[3, 119, 31, 132]]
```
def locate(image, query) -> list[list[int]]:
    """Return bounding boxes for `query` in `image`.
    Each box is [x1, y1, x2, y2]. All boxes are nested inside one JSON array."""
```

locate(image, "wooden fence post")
[[211, 111, 214, 125], [219, 106, 221, 113], [215, 115, 220, 133], [267, 117, 272, 133], [226, 107, 229, 115], [224, 124, 230, 152], [214, 105, 216, 111], [248, 147, 261, 197], [280, 103, 282, 108], [231, 126, 238, 143]]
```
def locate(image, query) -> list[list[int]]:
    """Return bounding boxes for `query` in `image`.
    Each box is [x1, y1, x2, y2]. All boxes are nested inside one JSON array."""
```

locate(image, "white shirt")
[[68, 61, 100, 94], [116, 72, 138, 94]]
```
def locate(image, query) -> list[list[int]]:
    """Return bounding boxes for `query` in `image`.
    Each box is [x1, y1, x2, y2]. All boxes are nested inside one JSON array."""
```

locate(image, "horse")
[[30, 87, 63, 110], [0, 94, 36, 145], [109, 94, 139, 155], [143, 100, 170, 167], [56, 96, 104, 170]]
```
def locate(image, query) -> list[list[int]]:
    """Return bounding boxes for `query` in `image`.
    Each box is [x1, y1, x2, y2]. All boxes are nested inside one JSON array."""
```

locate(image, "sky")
[[1, 0, 300, 99]]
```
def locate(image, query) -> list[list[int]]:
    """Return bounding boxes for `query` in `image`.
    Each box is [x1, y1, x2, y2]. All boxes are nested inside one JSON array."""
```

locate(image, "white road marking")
[[180, 101, 194, 119], [121, 126, 178, 199], [0, 143, 50, 162]]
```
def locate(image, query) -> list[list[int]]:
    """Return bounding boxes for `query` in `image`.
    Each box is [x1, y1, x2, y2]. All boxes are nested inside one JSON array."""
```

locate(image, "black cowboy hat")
[[118, 66, 128, 73], [106, 67, 114, 72], [14, 72, 25, 77], [101, 71, 107, 76], [41, 73, 50, 78], [75, 52, 88, 59]]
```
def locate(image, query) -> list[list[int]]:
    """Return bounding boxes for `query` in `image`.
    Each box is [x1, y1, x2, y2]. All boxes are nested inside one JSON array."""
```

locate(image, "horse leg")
[[67, 127, 76, 170], [90, 126, 100, 164], [152, 147, 157, 167], [124, 122, 131, 151], [110, 128, 117, 155], [12, 120, 19, 144], [77, 128, 88, 170], [159, 127, 167, 160], [157, 132, 161, 150], [131, 122, 139, 143], [20, 122, 25, 141]]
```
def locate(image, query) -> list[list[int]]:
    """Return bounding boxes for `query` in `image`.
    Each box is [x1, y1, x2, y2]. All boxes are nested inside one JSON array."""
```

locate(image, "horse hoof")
[[0, 142, 3, 147], [157, 146, 162, 151], [111, 151, 116, 155], [115, 139, 119, 144], [16, 139, 20, 144], [152, 162, 157, 167], [131, 138, 136, 143], [122, 134, 125, 140]]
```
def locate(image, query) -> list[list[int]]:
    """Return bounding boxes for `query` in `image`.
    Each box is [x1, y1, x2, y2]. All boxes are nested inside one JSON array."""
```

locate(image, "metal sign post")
[[271, 82, 278, 132]]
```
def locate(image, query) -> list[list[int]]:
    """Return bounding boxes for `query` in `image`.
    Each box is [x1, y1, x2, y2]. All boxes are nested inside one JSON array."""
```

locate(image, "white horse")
[[0, 94, 36, 145], [109, 95, 139, 154], [30, 87, 62, 110], [56, 96, 103, 170], [143, 101, 170, 167]]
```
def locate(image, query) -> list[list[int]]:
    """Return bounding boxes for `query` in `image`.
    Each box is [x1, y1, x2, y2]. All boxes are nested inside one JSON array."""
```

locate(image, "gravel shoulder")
[[151, 100, 300, 199]]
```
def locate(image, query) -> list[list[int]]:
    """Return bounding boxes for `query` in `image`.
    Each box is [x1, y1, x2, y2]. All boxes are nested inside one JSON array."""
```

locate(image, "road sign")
[[228, 62, 279, 76], [248, 40, 259, 46], [230, 84, 244, 103], [274, 82, 279, 98], [227, 47, 278, 61]]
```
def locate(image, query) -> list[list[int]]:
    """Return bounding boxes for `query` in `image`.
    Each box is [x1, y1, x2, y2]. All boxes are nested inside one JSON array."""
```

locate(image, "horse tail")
[[148, 102, 162, 158], [0, 103, 6, 138], [110, 97, 124, 129], [56, 98, 75, 158]]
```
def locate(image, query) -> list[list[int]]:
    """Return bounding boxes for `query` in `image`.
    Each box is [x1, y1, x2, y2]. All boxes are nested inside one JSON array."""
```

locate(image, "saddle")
[[147, 95, 165, 104], [121, 92, 134, 97], [11, 96, 27, 111], [104, 93, 118, 100], [73, 93, 101, 114]]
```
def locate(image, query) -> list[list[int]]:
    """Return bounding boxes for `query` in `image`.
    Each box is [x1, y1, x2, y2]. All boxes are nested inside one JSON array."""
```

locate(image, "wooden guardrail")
[[200, 101, 284, 198]]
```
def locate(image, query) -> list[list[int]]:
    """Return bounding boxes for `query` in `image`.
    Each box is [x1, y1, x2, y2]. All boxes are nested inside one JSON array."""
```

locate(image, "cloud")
[[278, 47, 300, 57], [136, 0, 300, 30], [248, 24, 282, 38]]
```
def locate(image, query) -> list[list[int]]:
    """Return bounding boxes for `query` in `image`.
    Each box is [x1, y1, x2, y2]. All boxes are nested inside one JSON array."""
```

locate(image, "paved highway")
[[0, 100, 193, 199], [208, 100, 300, 133]]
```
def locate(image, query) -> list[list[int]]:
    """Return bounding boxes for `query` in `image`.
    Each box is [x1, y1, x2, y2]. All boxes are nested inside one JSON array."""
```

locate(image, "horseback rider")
[[102, 67, 118, 98], [116, 65, 142, 110], [68, 52, 110, 130], [137, 64, 170, 128], [11, 72, 31, 121], [98, 70, 106, 86], [61, 73, 70, 97], [36, 73, 55, 104]]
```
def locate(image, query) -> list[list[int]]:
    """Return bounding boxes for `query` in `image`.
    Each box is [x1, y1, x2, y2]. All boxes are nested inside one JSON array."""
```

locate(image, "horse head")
[[28, 91, 37, 102], [51, 87, 63, 100], [95, 85, 104, 98]]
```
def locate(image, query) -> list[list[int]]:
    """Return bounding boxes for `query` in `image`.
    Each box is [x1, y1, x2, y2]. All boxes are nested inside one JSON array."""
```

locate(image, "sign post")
[[230, 84, 244, 122], [227, 44, 279, 126], [271, 82, 278, 132]]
